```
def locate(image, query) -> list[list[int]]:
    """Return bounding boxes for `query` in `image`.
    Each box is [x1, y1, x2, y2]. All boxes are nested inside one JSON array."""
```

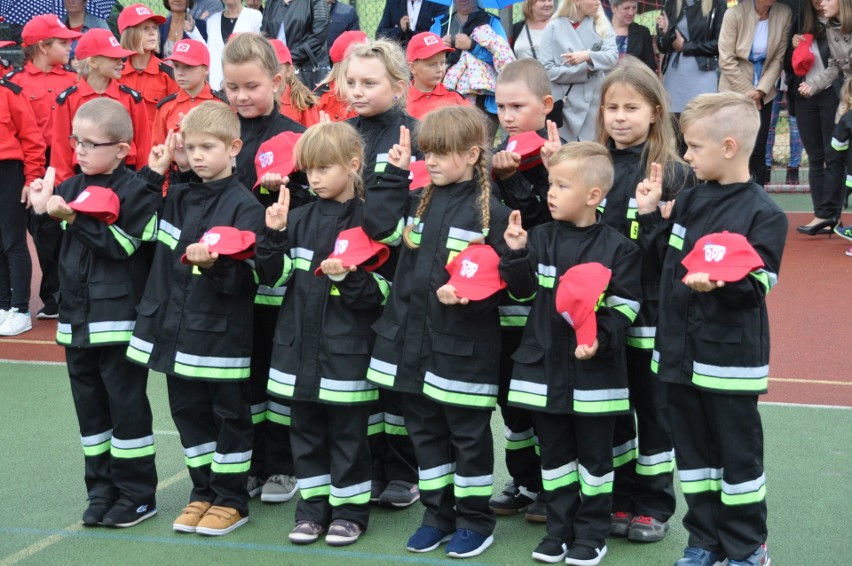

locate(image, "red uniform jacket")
[[406, 82, 468, 120], [119, 55, 177, 130], [51, 79, 151, 184], [152, 84, 228, 147], [5, 62, 78, 147], [316, 82, 356, 122], [0, 79, 47, 185], [279, 83, 320, 128]]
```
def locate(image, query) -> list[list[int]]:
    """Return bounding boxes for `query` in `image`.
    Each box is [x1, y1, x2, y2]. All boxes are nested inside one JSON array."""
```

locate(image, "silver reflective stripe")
[[58, 323, 72, 335], [424, 372, 498, 396], [291, 247, 314, 261], [89, 320, 135, 333], [111, 435, 155, 449], [419, 463, 456, 480], [448, 226, 483, 242], [626, 326, 656, 337], [652, 350, 660, 362], [258, 285, 287, 296], [672, 223, 686, 238], [270, 369, 297, 385], [613, 437, 638, 457], [605, 295, 640, 313], [628, 197, 637, 208], [299, 474, 331, 489], [159, 219, 181, 240], [81, 429, 113, 446], [129, 336, 154, 353], [504, 427, 535, 441], [384, 413, 405, 426], [599, 197, 607, 209], [368, 413, 384, 425], [454, 474, 492, 487], [244, 258, 255, 269], [330, 480, 371, 498], [638, 449, 675, 466], [574, 388, 630, 401], [214, 450, 252, 464], [510, 379, 548, 395], [251, 402, 268, 415], [693, 362, 769, 378], [541, 461, 577, 481], [537, 264, 557, 278], [754, 268, 779, 289], [678, 468, 722, 482], [369, 358, 397, 375], [185, 442, 217, 458], [175, 351, 250, 368], [579, 463, 614, 487], [722, 473, 765, 495], [267, 400, 290, 415], [499, 306, 531, 316], [319, 378, 377, 392]]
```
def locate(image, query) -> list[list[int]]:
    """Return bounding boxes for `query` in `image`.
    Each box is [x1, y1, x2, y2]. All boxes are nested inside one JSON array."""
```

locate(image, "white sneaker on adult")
[[0, 309, 32, 336]]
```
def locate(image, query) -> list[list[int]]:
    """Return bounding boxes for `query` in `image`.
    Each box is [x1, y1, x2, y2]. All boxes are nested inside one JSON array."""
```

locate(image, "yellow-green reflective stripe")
[[57, 326, 72, 345], [681, 479, 722, 494], [651, 350, 660, 374], [108, 224, 139, 256], [606, 296, 639, 322], [446, 237, 469, 252], [748, 269, 776, 294], [454, 474, 492, 498], [329, 285, 341, 296], [299, 474, 331, 499], [174, 363, 250, 379], [185, 453, 214, 468], [255, 294, 283, 305], [158, 231, 178, 250], [613, 438, 638, 468], [422, 383, 497, 408], [692, 362, 768, 392], [367, 358, 396, 387], [211, 450, 252, 474], [293, 258, 311, 271], [505, 427, 536, 451], [508, 289, 536, 302], [384, 413, 407, 436], [579, 465, 614, 497], [372, 272, 391, 305], [319, 388, 379, 404], [90, 331, 133, 344], [268, 369, 296, 397], [537, 274, 555, 288], [574, 398, 630, 413], [500, 315, 527, 327], [368, 422, 384, 435], [267, 410, 290, 425], [506, 437, 536, 450], [679, 468, 722, 494], [83, 440, 111, 456], [251, 403, 267, 425], [266, 400, 291, 426], [126, 346, 151, 365], [721, 485, 766, 505], [111, 444, 156, 459], [831, 136, 849, 151], [626, 336, 654, 349], [419, 465, 455, 491], [141, 214, 158, 242], [301, 485, 331, 499], [507, 378, 548, 408], [541, 461, 578, 491], [636, 449, 675, 476], [329, 481, 371, 506]]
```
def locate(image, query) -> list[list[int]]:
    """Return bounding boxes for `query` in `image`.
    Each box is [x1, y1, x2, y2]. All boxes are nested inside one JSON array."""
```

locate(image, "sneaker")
[[627, 515, 669, 542], [525, 494, 547, 523], [0, 308, 13, 326], [379, 480, 420, 508], [445, 528, 494, 559], [325, 519, 363, 546], [406, 525, 453, 553], [531, 538, 568, 563], [289, 520, 325, 544], [247, 475, 265, 499], [0, 308, 31, 336], [728, 544, 771, 566], [102, 500, 157, 528], [610, 511, 632, 537], [674, 546, 726, 566], [173, 501, 212, 533], [846, 245, 852, 257], [196, 506, 248, 536], [489, 480, 537, 515], [835, 225, 852, 242], [82, 497, 114, 527], [370, 479, 387, 503], [565, 543, 608, 565], [37, 305, 59, 319], [261, 474, 298, 503]]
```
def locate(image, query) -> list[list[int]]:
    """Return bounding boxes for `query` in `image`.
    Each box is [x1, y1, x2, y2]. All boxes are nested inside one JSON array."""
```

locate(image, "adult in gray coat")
[[537, 0, 618, 141]]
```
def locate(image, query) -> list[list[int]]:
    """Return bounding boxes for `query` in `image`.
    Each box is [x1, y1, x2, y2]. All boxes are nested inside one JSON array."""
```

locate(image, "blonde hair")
[[316, 61, 347, 99], [223, 33, 279, 80], [120, 25, 158, 55], [403, 106, 492, 249], [596, 57, 684, 177], [342, 40, 409, 110], [496, 58, 552, 99], [549, 141, 614, 194], [281, 63, 318, 112], [522, 0, 549, 22], [673, 0, 714, 18], [833, 0, 852, 35], [73, 98, 133, 142], [295, 122, 365, 198], [554, 1, 611, 39], [181, 101, 240, 146], [680, 92, 760, 155], [841, 79, 852, 115]]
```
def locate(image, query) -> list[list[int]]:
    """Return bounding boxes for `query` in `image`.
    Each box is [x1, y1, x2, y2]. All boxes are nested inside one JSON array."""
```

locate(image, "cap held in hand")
[[506, 131, 546, 171], [408, 160, 430, 190], [555, 262, 611, 348], [792, 34, 815, 77], [67, 186, 121, 224], [681, 231, 764, 283], [314, 227, 391, 276], [444, 244, 507, 301], [254, 131, 302, 188], [180, 226, 257, 265]]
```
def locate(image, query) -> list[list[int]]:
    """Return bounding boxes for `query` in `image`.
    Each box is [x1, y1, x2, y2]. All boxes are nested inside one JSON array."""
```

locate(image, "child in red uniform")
[[406, 32, 467, 120], [51, 29, 151, 184], [118, 4, 177, 129], [270, 40, 320, 128], [0, 40, 14, 73], [316, 30, 368, 122]]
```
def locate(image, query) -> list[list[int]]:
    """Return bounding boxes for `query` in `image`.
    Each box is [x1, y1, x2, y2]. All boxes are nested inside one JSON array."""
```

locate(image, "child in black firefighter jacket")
[[635, 92, 787, 566], [499, 142, 641, 566], [255, 122, 390, 547], [127, 102, 265, 537]]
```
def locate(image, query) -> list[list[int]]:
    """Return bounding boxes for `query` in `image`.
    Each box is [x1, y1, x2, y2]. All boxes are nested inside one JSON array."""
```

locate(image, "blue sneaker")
[[728, 544, 771, 566], [674, 546, 725, 566], [835, 225, 852, 242], [445, 528, 494, 559], [406, 525, 452, 553]]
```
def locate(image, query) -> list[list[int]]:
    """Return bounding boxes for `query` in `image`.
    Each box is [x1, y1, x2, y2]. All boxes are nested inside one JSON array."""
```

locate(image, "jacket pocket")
[[184, 311, 228, 333], [696, 322, 742, 344], [135, 296, 160, 317], [511, 345, 545, 364], [431, 331, 475, 357], [326, 336, 369, 355], [89, 282, 129, 300], [371, 318, 400, 341]]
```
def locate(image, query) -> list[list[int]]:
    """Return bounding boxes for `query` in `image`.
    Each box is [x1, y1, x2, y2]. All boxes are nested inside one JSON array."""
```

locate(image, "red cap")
[[118, 4, 167, 34], [75, 29, 136, 60], [314, 226, 391, 276], [555, 262, 611, 348], [254, 131, 302, 188], [408, 160, 430, 190], [21, 14, 82, 47], [0, 41, 15, 48], [67, 186, 121, 225], [329, 30, 368, 64], [681, 231, 765, 283], [406, 32, 453, 63], [445, 244, 507, 301], [164, 39, 210, 67], [506, 131, 546, 171], [792, 33, 815, 77], [269, 39, 292, 65], [181, 226, 257, 265]]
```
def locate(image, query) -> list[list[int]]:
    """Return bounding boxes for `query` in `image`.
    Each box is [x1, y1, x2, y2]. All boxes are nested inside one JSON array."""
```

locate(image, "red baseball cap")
[[0, 41, 15, 48], [506, 131, 547, 171], [254, 131, 302, 189], [118, 4, 167, 34], [681, 231, 765, 283], [314, 226, 391, 276], [181, 226, 257, 265], [555, 262, 611, 348], [445, 244, 507, 301], [67, 186, 121, 225], [164, 39, 209, 67], [21, 14, 83, 47], [75, 29, 136, 60], [329, 30, 369, 64], [408, 160, 430, 190], [269, 39, 292, 66], [792, 33, 815, 77], [406, 32, 453, 63]]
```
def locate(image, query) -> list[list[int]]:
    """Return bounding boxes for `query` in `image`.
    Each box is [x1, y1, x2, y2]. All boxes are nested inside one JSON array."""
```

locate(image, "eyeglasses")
[[69, 135, 123, 151]]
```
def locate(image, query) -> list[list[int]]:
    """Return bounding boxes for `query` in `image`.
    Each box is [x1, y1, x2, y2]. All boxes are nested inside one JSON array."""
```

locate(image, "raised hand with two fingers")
[[504, 210, 528, 250], [387, 126, 412, 171], [540, 120, 562, 171], [266, 185, 291, 231]]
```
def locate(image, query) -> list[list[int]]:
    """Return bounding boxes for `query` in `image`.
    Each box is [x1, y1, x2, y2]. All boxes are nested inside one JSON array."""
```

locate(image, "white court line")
[[154, 430, 180, 436], [0, 470, 189, 566], [0, 359, 64, 366], [760, 401, 852, 410]]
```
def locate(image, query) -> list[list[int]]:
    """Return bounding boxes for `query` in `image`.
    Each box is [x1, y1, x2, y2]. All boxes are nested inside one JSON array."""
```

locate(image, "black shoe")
[[37, 305, 59, 319], [82, 497, 114, 527], [565, 543, 608, 565], [378, 480, 420, 508], [370, 479, 387, 504], [525, 494, 547, 523], [532, 538, 568, 563], [489, 480, 536, 515], [797, 217, 839, 237], [786, 167, 799, 185], [102, 500, 157, 528]]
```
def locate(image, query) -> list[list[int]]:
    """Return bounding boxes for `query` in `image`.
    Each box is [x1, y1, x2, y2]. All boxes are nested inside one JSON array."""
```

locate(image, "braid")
[[402, 184, 436, 249], [475, 155, 491, 243]]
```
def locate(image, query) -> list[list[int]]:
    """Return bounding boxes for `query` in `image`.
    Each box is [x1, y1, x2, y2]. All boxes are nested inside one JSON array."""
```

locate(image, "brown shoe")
[[173, 501, 213, 533], [196, 506, 248, 536]]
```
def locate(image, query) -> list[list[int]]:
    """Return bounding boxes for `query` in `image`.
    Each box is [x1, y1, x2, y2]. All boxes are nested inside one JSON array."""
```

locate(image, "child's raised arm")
[[29, 167, 56, 215], [503, 210, 528, 250], [265, 186, 291, 231], [540, 120, 562, 171], [386, 126, 412, 171]]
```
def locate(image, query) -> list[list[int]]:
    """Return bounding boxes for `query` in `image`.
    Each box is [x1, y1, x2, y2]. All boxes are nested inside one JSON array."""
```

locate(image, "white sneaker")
[[260, 474, 298, 503], [0, 309, 32, 336], [0, 309, 12, 326]]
